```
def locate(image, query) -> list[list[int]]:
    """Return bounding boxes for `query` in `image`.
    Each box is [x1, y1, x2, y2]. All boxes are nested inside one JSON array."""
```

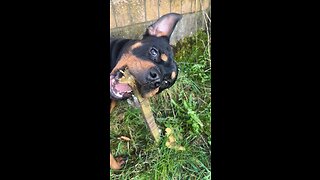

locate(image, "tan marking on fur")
[[110, 100, 116, 113], [111, 53, 155, 74], [161, 53, 168, 61], [144, 87, 160, 98], [171, 71, 176, 79], [130, 42, 143, 50], [110, 153, 122, 170]]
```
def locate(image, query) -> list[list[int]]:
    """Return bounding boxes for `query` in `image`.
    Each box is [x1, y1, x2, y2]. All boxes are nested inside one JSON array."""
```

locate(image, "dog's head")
[[110, 13, 182, 100]]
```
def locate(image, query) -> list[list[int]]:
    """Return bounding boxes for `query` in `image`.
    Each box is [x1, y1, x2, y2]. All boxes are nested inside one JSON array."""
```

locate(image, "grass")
[[110, 29, 211, 179]]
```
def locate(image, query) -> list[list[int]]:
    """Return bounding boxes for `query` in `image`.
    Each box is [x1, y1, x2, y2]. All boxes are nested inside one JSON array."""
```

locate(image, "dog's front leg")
[[110, 153, 122, 170]]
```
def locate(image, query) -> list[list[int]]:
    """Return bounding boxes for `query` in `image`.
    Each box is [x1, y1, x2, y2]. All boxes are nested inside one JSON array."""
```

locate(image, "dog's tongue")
[[115, 83, 132, 92], [110, 75, 132, 93]]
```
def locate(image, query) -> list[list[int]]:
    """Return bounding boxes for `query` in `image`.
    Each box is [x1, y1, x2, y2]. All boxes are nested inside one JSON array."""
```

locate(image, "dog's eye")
[[149, 47, 158, 57], [164, 80, 170, 86]]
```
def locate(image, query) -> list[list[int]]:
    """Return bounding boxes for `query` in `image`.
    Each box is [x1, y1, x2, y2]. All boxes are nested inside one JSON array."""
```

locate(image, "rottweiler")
[[110, 13, 182, 170]]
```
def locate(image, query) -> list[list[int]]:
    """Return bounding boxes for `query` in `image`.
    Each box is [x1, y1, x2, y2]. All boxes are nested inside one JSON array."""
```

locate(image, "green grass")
[[110, 29, 211, 179]]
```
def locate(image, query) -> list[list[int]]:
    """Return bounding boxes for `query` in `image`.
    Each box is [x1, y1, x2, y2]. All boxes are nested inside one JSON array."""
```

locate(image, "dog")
[[110, 13, 182, 170]]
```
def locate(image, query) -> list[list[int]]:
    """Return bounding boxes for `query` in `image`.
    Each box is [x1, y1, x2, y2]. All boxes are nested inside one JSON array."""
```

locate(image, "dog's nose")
[[147, 67, 161, 88]]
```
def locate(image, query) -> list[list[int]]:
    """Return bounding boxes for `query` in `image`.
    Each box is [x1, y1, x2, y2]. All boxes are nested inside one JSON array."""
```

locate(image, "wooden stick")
[[119, 69, 161, 142]]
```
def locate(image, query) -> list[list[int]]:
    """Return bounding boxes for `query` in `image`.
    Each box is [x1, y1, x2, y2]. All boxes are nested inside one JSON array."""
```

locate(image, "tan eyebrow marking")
[[161, 53, 168, 61], [131, 42, 143, 50], [171, 71, 176, 79]]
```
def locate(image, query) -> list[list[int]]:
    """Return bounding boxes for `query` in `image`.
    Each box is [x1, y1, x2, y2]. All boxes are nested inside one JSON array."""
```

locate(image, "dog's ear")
[[145, 13, 182, 39]]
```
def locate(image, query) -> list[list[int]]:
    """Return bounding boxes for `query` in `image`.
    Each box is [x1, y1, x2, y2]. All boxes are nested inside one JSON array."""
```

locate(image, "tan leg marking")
[[110, 153, 122, 170], [110, 100, 116, 113]]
